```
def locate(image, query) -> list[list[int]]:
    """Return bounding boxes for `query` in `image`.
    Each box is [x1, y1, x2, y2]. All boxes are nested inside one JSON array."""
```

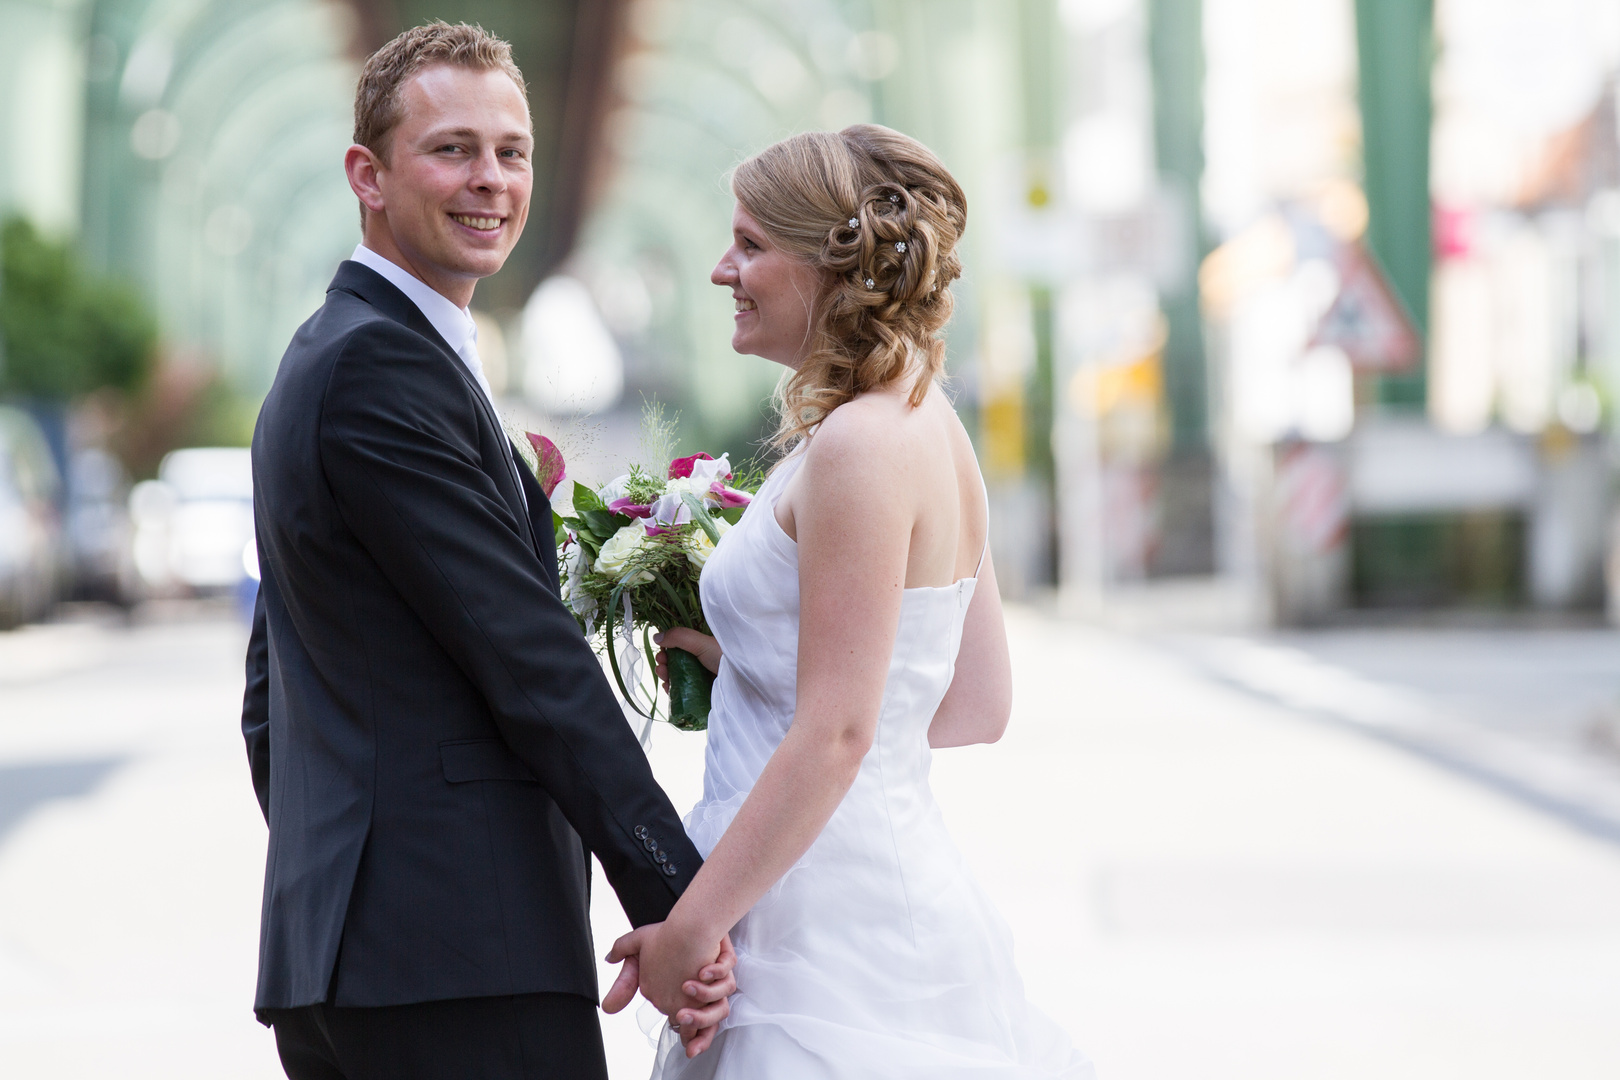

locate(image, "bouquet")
[[524, 431, 759, 733]]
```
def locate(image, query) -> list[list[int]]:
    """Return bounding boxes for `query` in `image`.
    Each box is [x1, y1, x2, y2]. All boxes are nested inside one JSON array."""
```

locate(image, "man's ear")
[[345, 144, 387, 216]]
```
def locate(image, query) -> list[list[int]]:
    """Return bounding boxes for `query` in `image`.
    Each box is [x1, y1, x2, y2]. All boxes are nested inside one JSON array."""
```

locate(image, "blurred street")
[[1, 605, 1618, 1079]]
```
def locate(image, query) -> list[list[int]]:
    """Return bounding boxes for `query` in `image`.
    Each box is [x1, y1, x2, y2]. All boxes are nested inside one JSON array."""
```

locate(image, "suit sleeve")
[[242, 583, 271, 823], [317, 323, 698, 927]]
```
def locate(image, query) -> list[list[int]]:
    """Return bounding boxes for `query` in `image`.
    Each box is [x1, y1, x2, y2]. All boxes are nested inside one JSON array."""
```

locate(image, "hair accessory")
[[848, 217, 859, 228], [895, 241, 907, 253], [889, 193, 900, 203], [865, 277, 876, 289]]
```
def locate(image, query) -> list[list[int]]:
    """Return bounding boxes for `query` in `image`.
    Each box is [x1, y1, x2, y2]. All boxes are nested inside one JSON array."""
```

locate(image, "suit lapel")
[[330, 261, 535, 550]]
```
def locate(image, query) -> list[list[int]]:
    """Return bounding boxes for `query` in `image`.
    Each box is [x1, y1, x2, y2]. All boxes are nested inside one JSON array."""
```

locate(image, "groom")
[[242, 22, 729, 1079]]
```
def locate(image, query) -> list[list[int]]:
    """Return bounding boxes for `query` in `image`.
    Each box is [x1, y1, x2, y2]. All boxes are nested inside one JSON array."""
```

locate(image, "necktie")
[[461, 318, 528, 511]]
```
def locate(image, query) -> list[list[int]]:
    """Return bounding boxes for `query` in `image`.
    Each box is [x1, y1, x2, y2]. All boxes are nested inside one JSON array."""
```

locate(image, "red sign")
[[1309, 243, 1422, 372]]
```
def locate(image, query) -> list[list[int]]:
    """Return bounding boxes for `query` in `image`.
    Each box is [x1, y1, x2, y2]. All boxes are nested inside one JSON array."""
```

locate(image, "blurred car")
[[65, 448, 140, 606], [130, 447, 254, 596], [0, 406, 65, 629]]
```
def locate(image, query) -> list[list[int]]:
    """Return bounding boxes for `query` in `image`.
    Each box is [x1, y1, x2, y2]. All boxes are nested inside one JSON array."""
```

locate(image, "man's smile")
[[450, 213, 502, 232]]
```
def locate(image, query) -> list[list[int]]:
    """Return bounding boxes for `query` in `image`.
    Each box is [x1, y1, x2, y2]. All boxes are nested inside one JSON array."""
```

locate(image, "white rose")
[[595, 522, 654, 582], [686, 517, 732, 571], [661, 475, 708, 500]]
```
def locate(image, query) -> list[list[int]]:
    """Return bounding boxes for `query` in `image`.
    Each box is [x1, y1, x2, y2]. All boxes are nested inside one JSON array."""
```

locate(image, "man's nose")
[[469, 148, 506, 192]]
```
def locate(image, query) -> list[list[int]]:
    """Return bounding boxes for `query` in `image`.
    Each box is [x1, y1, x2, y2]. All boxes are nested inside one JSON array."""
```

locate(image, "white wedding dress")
[[650, 452, 1094, 1079]]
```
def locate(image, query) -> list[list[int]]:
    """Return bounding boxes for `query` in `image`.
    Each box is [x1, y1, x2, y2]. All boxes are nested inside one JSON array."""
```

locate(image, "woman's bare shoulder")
[[802, 392, 913, 473]]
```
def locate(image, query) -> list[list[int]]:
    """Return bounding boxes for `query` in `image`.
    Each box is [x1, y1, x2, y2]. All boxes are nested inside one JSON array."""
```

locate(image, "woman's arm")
[[927, 549, 1013, 747], [631, 414, 913, 1010]]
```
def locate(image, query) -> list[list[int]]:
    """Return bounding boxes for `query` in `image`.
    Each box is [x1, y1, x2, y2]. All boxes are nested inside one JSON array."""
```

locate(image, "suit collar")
[[328, 260, 537, 550], [330, 261, 462, 363]]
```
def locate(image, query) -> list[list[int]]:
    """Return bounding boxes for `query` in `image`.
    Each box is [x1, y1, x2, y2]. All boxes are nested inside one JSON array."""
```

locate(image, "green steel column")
[[1018, 0, 1060, 584], [1354, 0, 1432, 408], [1147, 0, 1207, 452]]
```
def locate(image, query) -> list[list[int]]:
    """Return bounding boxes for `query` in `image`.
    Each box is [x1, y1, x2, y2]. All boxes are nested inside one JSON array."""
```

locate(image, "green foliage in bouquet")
[[531, 426, 760, 733]]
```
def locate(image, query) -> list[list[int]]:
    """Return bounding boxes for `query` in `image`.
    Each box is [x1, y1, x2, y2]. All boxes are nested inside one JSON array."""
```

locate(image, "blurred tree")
[[0, 216, 157, 400]]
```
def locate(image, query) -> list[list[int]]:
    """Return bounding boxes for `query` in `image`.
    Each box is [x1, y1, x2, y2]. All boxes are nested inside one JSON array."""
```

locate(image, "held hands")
[[653, 629, 723, 689], [603, 925, 737, 1058]]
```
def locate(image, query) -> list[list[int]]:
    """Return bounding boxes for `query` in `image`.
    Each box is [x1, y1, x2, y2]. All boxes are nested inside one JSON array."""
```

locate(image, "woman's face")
[[711, 204, 824, 368]]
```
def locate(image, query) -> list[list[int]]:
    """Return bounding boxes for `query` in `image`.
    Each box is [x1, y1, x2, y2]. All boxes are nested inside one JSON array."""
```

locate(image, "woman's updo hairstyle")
[[731, 124, 968, 451]]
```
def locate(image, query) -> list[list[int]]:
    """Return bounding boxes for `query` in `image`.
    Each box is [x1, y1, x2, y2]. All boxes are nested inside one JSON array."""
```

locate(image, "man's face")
[[367, 64, 533, 292]]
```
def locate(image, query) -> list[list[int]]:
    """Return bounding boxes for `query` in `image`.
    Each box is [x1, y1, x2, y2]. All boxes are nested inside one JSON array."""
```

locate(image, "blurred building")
[[0, 0, 630, 398], [7, 0, 1620, 621]]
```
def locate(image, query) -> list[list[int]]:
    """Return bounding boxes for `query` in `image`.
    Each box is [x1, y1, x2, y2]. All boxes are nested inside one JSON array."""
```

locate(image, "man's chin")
[[438, 246, 513, 282]]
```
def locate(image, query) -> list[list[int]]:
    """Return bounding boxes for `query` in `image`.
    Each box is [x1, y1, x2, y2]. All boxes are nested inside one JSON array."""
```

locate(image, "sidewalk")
[[0, 605, 1616, 1078]]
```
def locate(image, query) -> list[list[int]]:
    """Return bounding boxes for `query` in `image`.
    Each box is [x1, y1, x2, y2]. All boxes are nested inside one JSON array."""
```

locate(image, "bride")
[[604, 124, 1094, 1079]]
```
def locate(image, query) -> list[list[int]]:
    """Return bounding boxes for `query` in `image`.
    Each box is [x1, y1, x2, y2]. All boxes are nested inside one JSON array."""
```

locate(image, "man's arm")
[[241, 583, 271, 823], [317, 322, 699, 926]]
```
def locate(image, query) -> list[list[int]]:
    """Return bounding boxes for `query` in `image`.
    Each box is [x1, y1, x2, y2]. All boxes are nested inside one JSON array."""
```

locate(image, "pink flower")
[[607, 497, 654, 519], [709, 482, 751, 509], [525, 432, 567, 499], [667, 452, 714, 480]]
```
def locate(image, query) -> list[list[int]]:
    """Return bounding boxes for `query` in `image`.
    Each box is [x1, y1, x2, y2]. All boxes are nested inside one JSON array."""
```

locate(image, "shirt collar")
[[350, 244, 477, 359]]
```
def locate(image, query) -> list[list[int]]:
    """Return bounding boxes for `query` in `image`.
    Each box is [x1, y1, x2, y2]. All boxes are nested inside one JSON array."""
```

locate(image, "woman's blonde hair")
[[731, 125, 967, 452]]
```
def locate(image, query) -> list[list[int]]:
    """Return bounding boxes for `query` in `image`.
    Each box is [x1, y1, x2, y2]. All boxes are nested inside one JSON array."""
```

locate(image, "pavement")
[[1, 602, 1618, 1078]]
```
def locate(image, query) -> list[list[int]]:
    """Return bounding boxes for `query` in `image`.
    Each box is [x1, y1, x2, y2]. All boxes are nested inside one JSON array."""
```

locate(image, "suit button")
[[633, 825, 649, 840], [643, 837, 658, 852], [655, 850, 667, 864], [663, 863, 679, 876]]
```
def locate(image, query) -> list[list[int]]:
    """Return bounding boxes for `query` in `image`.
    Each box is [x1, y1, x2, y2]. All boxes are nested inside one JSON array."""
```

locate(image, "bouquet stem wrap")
[[665, 648, 713, 731]]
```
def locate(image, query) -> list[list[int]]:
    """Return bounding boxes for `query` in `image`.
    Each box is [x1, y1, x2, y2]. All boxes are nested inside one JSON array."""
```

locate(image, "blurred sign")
[[1274, 441, 1348, 555], [996, 184, 1189, 288], [1309, 243, 1421, 371]]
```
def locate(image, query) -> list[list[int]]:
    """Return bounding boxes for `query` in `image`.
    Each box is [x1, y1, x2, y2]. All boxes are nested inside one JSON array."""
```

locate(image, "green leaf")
[[582, 509, 625, 538], [572, 481, 606, 514], [717, 506, 746, 526], [681, 493, 722, 543]]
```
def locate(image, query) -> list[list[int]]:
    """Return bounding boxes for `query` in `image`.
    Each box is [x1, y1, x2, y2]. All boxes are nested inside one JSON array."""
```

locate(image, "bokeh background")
[[3, 2, 1620, 1078]]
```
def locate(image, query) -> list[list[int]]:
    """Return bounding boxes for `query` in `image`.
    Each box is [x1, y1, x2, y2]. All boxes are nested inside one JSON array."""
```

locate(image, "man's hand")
[[604, 925, 737, 1057]]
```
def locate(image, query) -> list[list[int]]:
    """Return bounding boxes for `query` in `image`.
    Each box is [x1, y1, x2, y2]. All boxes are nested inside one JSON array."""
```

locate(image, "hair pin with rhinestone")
[[895, 241, 907, 253], [848, 217, 859, 228], [889, 193, 900, 203], [865, 277, 876, 289]]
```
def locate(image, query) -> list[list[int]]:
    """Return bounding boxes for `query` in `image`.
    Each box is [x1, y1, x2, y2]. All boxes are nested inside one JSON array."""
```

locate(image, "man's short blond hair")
[[353, 21, 528, 162]]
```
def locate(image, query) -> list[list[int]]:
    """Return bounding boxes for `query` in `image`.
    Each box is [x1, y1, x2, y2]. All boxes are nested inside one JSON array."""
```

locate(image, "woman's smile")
[[711, 205, 823, 368]]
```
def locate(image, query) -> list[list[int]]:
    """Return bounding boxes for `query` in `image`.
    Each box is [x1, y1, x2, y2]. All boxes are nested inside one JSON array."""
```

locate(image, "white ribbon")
[[616, 591, 657, 748]]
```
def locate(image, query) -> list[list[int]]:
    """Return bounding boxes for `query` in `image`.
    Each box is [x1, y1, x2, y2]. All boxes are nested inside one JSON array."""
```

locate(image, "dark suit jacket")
[[242, 261, 699, 1014]]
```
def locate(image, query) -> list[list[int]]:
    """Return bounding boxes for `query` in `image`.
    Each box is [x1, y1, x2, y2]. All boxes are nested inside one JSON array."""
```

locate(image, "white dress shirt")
[[350, 244, 526, 509]]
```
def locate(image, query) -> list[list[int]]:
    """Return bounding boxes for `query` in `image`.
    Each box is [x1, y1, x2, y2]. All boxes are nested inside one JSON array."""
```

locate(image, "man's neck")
[[360, 223, 476, 309]]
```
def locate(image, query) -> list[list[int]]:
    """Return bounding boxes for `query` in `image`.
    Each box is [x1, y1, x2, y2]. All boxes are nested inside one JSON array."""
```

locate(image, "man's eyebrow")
[[423, 126, 534, 144]]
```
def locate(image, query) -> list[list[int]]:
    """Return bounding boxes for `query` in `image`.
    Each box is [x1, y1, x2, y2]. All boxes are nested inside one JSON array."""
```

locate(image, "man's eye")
[[499, 148, 525, 159]]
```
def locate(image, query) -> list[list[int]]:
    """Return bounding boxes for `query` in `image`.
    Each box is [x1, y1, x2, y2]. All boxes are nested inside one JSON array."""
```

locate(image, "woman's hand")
[[654, 628, 723, 689], [604, 923, 737, 1057]]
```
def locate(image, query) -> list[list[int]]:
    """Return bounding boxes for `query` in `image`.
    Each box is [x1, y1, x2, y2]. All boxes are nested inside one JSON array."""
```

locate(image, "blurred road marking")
[[1181, 635, 1620, 846]]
